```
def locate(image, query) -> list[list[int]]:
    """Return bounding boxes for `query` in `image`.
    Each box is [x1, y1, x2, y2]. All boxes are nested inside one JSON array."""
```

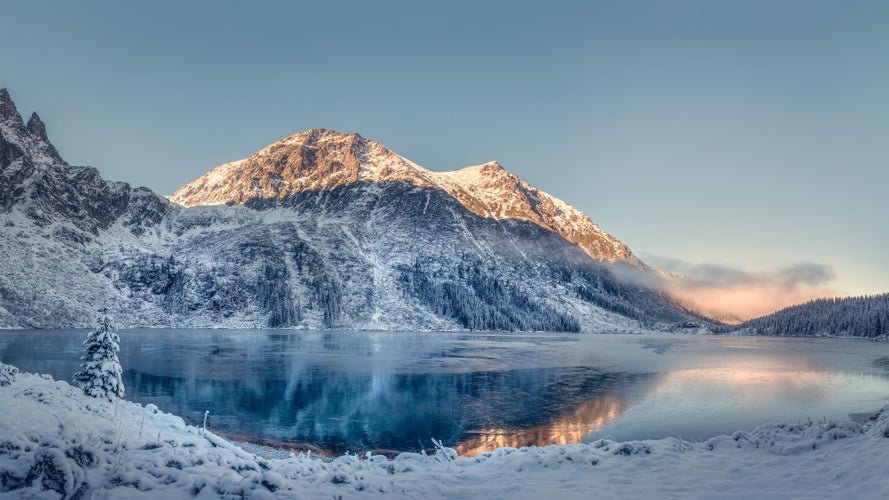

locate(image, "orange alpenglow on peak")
[[170, 129, 642, 266]]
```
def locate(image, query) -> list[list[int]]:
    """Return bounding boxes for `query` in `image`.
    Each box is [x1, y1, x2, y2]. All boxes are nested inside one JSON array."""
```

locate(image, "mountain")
[[736, 294, 889, 339], [0, 89, 698, 330], [0, 90, 167, 236], [0, 89, 171, 327], [170, 128, 644, 267]]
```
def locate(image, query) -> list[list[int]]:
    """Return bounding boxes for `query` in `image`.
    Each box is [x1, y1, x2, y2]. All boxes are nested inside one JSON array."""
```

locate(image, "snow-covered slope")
[[0, 90, 697, 330], [2, 363, 888, 499], [170, 128, 643, 266]]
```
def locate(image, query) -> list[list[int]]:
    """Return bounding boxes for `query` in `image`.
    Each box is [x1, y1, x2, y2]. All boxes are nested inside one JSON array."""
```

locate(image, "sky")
[[2, 0, 888, 315]]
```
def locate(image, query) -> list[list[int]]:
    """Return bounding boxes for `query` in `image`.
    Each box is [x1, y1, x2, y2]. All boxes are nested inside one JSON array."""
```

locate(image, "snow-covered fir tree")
[[72, 308, 125, 401], [0, 361, 18, 387]]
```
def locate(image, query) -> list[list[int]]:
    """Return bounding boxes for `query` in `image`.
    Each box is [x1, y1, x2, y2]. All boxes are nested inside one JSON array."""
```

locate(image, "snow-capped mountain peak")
[[169, 128, 429, 206], [170, 128, 642, 264]]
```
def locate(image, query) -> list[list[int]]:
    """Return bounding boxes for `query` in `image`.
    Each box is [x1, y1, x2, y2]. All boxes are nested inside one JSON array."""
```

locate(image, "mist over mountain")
[[0, 89, 700, 330]]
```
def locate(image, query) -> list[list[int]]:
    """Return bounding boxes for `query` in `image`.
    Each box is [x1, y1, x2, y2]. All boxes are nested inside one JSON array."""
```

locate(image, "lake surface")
[[3, 330, 889, 456]]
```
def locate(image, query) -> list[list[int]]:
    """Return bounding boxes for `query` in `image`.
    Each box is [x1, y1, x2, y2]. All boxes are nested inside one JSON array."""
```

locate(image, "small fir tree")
[[73, 308, 125, 401], [0, 361, 18, 387]]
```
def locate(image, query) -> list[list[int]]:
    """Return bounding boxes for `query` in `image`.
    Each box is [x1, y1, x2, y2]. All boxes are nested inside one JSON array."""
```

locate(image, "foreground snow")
[[1, 366, 888, 499]]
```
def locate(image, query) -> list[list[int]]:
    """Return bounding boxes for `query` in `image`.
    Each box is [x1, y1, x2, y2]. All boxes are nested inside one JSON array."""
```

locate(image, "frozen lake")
[[2, 330, 889, 455]]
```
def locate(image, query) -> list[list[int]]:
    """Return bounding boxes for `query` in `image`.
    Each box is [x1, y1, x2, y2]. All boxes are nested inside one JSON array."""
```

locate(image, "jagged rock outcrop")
[[0, 89, 170, 236]]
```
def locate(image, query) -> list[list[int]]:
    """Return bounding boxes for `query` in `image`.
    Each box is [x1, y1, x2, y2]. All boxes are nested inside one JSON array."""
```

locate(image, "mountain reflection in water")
[[455, 396, 626, 456], [127, 366, 645, 455]]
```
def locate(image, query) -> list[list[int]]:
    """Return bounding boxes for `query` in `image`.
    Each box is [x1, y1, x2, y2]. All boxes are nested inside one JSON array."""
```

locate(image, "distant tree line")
[[738, 293, 889, 338]]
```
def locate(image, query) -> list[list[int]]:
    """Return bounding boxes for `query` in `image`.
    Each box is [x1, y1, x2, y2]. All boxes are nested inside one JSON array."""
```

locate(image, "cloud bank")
[[629, 256, 838, 322]]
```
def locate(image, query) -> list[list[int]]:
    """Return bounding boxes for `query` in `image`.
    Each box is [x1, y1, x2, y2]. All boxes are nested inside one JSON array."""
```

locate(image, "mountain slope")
[[170, 128, 643, 266], [737, 294, 889, 339], [0, 90, 172, 326], [0, 90, 697, 330]]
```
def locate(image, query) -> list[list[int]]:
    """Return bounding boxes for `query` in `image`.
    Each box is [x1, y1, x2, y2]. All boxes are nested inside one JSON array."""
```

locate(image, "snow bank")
[[1, 365, 888, 499]]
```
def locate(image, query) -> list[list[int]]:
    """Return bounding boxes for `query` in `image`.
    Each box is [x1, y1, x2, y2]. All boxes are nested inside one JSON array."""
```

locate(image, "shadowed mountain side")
[[235, 182, 699, 330]]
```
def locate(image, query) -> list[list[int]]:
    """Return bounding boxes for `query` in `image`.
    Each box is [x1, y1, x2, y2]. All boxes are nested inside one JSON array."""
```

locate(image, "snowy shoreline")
[[2, 364, 889, 498]]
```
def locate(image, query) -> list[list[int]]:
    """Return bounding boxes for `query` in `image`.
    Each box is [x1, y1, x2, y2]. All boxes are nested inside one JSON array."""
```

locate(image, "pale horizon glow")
[[665, 280, 837, 322], [2, 0, 888, 312], [642, 257, 842, 320]]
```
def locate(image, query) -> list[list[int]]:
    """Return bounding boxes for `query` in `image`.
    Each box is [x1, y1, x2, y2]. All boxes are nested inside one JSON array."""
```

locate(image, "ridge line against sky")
[[2, 0, 888, 304]]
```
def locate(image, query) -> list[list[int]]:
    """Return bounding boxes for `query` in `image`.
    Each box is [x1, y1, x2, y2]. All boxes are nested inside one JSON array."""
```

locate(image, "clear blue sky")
[[3, 0, 888, 297]]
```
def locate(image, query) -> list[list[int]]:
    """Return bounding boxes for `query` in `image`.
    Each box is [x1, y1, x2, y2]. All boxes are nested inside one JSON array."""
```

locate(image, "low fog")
[[617, 257, 837, 323]]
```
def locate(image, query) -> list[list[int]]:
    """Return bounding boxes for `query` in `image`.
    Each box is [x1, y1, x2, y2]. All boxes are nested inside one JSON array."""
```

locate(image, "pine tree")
[[0, 361, 18, 387], [72, 308, 125, 401]]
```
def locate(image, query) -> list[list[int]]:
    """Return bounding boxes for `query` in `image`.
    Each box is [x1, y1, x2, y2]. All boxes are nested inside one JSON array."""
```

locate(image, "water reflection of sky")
[[589, 355, 889, 443], [2, 330, 889, 456]]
